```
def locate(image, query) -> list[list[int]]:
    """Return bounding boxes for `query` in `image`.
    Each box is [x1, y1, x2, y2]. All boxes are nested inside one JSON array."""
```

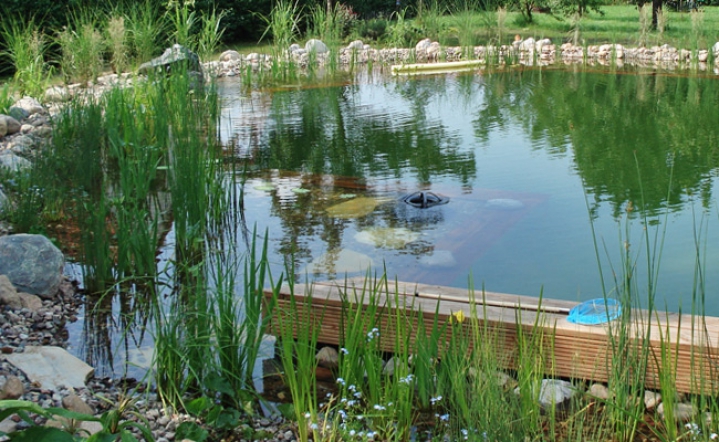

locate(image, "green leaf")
[[185, 396, 213, 417], [176, 421, 208, 442], [204, 372, 235, 398], [8, 426, 76, 442], [276, 403, 295, 420], [212, 408, 240, 431], [86, 431, 118, 442]]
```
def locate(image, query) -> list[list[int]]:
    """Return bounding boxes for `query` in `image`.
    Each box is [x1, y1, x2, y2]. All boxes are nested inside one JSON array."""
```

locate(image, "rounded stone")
[[219, 50, 241, 62], [305, 39, 329, 54], [0, 234, 64, 299]]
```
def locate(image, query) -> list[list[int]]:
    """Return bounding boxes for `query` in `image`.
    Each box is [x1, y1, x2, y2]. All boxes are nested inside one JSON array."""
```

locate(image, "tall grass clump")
[[45, 98, 114, 292], [196, 7, 228, 60], [260, 0, 303, 51], [309, 3, 354, 49], [0, 17, 52, 98], [57, 12, 105, 84], [638, 5, 651, 47], [150, 71, 222, 262], [105, 12, 130, 74], [449, 0, 487, 56], [127, 0, 167, 64], [103, 87, 162, 281], [386, 9, 418, 49], [415, 0, 447, 42], [165, 0, 197, 49]]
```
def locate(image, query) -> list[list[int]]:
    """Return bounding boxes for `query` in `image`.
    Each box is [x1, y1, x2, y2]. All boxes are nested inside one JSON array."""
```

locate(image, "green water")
[[219, 67, 719, 315]]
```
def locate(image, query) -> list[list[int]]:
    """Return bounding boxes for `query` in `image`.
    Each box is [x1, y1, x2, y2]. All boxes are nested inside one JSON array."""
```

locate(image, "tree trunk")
[[327, 0, 333, 14], [651, 0, 662, 29]]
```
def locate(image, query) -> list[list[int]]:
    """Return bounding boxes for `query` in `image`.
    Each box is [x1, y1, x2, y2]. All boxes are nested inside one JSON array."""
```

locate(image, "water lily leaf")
[[339, 193, 356, 199], [253, 184, 275, 191], [292, 188, 310, 194], [326, 197, 382, 219], [355, 227, 420, 249]]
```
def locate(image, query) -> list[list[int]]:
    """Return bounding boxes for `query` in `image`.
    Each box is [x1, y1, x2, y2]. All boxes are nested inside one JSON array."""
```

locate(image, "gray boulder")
[[0, 234, 64, 299], [0, 153, 31, 172], [219, 50, 241, 62], [305, 39, 329, 54], [8, 135, 36, 155], [138, 44, 202, 76], [0, 187, 7, 211], [11, 97, 44, 116], [0, 115, 21, 136], [0, 275, 22, 309]]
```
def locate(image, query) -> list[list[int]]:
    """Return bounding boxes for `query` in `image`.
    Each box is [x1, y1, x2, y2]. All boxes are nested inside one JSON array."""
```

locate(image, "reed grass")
[[197, 7, 228, 61], [105, 12, 130, 74], [127, 0, 166, 64], [0, 17, 53, 99], [57, 12, 105, 84], [276, 281, 320, 442], [415, 0, 447, 43], [165, 0, 197, 49], [259, 0, 303, 50]]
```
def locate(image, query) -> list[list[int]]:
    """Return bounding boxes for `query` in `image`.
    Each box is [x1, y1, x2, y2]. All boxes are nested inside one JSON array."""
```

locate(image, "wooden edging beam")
[[264, 278, 719, 394]]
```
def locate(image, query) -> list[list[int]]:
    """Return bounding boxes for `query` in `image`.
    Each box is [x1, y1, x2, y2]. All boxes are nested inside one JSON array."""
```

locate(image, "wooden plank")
[[264, 279, 719, 394]]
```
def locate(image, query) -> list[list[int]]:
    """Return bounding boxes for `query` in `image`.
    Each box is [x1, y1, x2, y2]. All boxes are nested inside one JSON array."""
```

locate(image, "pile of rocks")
[[207, 37, 719, 77]]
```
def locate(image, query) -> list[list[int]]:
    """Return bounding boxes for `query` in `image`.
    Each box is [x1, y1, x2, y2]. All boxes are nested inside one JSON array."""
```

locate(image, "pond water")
[[219, 66, 719, 316], [66, 65, 719, 378]]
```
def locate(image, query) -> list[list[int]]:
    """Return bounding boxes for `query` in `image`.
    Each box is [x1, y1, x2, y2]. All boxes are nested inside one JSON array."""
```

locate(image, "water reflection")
[[221, 67, 719, 315], [474, 68, 719, 218]]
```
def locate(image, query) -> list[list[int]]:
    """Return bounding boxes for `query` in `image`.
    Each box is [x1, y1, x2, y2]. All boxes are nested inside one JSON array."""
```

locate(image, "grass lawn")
[[511, 4, 719, 48]]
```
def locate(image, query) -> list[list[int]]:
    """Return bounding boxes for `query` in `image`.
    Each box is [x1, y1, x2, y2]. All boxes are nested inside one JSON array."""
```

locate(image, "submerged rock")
[[418, 250, 457, 268], [326, 196, 385, 219], [302, 249, 374, 275], [355, 227, 419, 249]]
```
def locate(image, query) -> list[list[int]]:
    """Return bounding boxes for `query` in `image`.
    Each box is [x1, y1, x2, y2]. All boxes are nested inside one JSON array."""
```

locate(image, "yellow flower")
[[451, 310, 465, 324]]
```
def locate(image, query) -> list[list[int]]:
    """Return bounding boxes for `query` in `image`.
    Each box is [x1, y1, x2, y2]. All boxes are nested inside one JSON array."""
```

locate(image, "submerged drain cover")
[[401, 191, 449, 209]]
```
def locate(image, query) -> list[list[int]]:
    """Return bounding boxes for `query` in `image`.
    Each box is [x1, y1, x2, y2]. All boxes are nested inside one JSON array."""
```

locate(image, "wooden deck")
[[265, 277, 719, 394]]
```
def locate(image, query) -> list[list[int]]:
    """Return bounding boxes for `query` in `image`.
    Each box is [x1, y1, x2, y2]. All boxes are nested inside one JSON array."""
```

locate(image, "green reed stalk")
[[513, 294, 554, 439], [152, 291, 193, 410], [277, 284, 320, 442], [412, 302, 445, 410], [0, 17, 52, 99], [211, 229, 279, 407]]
